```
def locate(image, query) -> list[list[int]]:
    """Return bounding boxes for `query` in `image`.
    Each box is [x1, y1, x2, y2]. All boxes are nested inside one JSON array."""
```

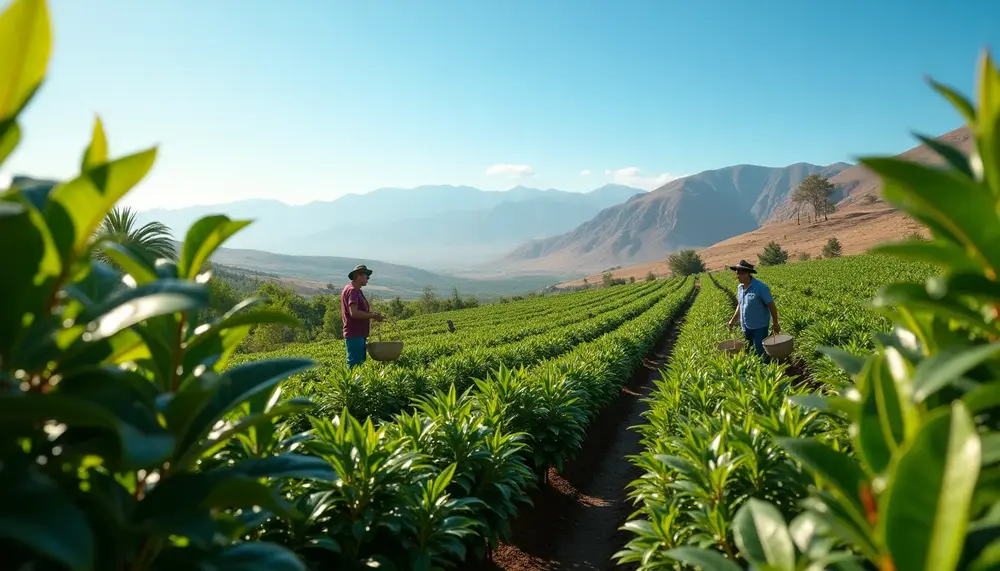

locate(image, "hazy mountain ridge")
[[134, 183, 645, 269], [500, 162, 851, 273]]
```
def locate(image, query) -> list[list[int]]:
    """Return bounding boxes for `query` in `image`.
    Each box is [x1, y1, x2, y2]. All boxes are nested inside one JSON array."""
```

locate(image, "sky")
[[2, 0, 999, 210]]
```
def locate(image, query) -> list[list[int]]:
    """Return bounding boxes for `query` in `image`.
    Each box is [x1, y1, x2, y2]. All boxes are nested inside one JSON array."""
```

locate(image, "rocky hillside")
[[500, 162, 850, 273], [766, 126, 972, 222]]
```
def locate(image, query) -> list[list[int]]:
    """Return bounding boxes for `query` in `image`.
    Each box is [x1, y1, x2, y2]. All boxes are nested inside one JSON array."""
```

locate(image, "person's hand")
[[727, 319, 735, 330], [772, 323, 781, 335], [373, 312, 386, 322]]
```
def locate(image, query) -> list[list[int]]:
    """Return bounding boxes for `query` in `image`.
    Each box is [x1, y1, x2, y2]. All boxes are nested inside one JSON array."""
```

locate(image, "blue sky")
[[2, 0, 998, 210]]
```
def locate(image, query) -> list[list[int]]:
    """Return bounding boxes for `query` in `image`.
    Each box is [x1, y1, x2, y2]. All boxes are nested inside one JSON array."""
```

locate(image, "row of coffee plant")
[[617, 51, 1000, 570], [236, 277, 694, 421]]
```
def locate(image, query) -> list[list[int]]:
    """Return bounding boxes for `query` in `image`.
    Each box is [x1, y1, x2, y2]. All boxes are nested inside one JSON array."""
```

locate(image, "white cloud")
[[579, 169, 592, 176], [485, 163, 535, 179], [606, 166, 681, 190]]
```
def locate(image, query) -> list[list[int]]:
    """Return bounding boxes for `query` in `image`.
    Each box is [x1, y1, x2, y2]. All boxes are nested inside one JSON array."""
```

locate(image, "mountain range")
[[135, 184, 645, 271]]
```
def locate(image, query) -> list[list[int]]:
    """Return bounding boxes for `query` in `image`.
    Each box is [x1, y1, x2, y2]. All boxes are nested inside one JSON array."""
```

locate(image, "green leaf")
[[0, 391, 174, 470], [874, 282, 999, 335], [45, 146, 158, 261], [777, 438, 869, 527], [733, 498, 796, 571], [0, 200, 45, 361], [663, 546, 742, 570], [975, 50, 1000, 193], [179, 398, 314, 464], [0, 466, 94, 571], [93, 240, 159, 285], [962, 381, 1000, 414], [200, 542, 307, 571], [176, 358, 314, 455], [81, 115, 107, 170], [912, 131, 974, 178], [179, 215, 252, 280], [0, 0, 51, 120], [226, 453, 337, 481], [912, 342, 1000, 402], [929, 77, 977, 126], [77, 279, 210, 341], [882, 401, 981, 571], [871, 240, 983, 274], [859, 157, 1000, 276], [0, 117, 20, 163], [817, 346, 867, 378]]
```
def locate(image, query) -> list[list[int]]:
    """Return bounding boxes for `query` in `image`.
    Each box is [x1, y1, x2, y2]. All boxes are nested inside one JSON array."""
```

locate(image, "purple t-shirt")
[[340, 283, 370, 338]]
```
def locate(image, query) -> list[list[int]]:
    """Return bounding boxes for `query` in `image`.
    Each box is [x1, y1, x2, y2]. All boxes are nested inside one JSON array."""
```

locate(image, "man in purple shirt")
[[341, 264, 384, 368]]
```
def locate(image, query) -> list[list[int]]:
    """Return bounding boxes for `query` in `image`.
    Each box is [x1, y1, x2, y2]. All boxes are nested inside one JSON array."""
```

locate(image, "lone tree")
[[667, 249, 706, 276], [758, 240, 789, 266], [792, 174, 837, 222], [822, 236, 843, 258]]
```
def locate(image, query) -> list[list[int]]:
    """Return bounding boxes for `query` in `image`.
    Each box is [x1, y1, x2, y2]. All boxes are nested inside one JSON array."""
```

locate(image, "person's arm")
[[347, 290, 384, 320], [761, 285, 780, 334], [728, 302, 740, 329]]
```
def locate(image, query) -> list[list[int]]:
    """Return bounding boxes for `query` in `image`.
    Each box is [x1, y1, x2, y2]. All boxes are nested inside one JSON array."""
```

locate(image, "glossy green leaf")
[[0, 200, 45, 361], [93, 240, 159, 285], [180, 398, 314, 465], [0, 391, 174, 470], [177, 358, 314, 452], [859, 157, 1000, 276], [199, 542, 307, 571], [78, 279, 210, 341], [0, 117, 20, 163], [882, 401, 981, 571], [45, 146, 157, 260], [929, 78, 977, 126], [912, 131, 974, 178], [912, 341, 1000, 402], [975, 50, 1000, 193], [962, 381, 1000, 414], [225, 453, 337, 481], [926, 272, 1000, 302], [817, 346, 867, 378], [777, 438, 868, 525], [81, 115, 107, 170], [0, 466, 94, 571], [733, 498, 796, 571], [0, 0, 51, 120], [874, 282, 998, 334], [179, 215, 252, 280], [663, 546, 742, 570]]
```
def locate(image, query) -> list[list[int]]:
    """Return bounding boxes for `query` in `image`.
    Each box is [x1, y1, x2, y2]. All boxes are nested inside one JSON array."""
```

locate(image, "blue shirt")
[[738, 278, 774, 331]]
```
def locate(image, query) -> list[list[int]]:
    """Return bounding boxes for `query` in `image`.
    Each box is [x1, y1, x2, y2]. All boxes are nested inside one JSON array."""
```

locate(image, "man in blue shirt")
[[726, 259, 781, 358]]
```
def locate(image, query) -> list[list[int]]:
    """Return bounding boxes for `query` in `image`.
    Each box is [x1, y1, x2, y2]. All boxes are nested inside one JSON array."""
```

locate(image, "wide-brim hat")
[[728, 259, 757, 274], [348, 264, 373, 280]]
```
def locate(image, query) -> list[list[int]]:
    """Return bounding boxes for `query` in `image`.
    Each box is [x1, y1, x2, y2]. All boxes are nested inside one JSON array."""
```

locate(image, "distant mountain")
[[765, 127, 972, 222], [134, 184, 645, 269], [499, 162, 851, 273], [198, 242, 562, 299]]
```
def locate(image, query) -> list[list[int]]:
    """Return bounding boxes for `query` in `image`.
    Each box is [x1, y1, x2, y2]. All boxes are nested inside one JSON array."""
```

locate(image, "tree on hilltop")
[[667, 249, 706, 276], [792, 174, 837, 222]]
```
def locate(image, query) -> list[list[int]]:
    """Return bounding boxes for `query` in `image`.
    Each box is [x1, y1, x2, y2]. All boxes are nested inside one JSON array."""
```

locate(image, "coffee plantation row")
[[6, 0, 1000, 569]]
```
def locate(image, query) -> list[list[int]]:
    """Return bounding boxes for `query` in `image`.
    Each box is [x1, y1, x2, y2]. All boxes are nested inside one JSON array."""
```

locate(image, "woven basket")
[[367, 318, 403, 362]]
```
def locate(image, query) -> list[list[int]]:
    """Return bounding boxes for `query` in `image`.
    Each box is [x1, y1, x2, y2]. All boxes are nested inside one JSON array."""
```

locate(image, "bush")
[[821, 236, 842, 258], [646, 271, 656, 282], [797, 252, 811, 261], [667, 249, 706, 276], [757, 240, 789, 266]]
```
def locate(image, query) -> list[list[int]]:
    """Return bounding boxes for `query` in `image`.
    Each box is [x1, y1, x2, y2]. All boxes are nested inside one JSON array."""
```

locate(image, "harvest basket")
[[367, 317, 403, 362], [762, 333, 794, 360], [717, 339, 745, 355]]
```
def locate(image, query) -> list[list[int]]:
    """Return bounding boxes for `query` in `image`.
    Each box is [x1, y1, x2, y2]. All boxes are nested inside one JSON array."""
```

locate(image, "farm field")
[[217, 252, 940, 569]]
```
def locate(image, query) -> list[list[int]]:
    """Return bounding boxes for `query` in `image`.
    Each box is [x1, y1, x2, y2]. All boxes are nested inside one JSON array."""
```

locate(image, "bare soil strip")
[[478, 282, 699, 571]]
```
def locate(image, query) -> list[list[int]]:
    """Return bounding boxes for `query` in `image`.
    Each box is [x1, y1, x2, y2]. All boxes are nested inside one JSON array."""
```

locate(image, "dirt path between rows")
[[478, 281, 699, 571]]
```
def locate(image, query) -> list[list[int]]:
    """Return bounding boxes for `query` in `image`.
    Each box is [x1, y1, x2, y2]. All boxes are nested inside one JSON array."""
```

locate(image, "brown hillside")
[[766, 126, 972, 222], [501, 162, 850, 274], [556, 205, 926, 287]]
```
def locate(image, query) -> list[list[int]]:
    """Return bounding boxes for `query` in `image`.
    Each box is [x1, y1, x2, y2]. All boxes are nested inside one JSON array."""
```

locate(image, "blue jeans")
[[743, 327, 768, 358], [345, 336, 367, 368]]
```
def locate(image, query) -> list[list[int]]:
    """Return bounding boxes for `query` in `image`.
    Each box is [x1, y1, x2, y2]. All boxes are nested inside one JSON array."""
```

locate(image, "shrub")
[[667, 249, 706, 276], [821, 236, 842, 258], [758, 240, 789, 266]]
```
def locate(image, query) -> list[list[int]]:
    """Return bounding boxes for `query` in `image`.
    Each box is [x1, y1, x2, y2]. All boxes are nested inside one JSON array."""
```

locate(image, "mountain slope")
[[765, 126, 973, 222], [135, 184, 644, 268], [500, 162, 851, 273]]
